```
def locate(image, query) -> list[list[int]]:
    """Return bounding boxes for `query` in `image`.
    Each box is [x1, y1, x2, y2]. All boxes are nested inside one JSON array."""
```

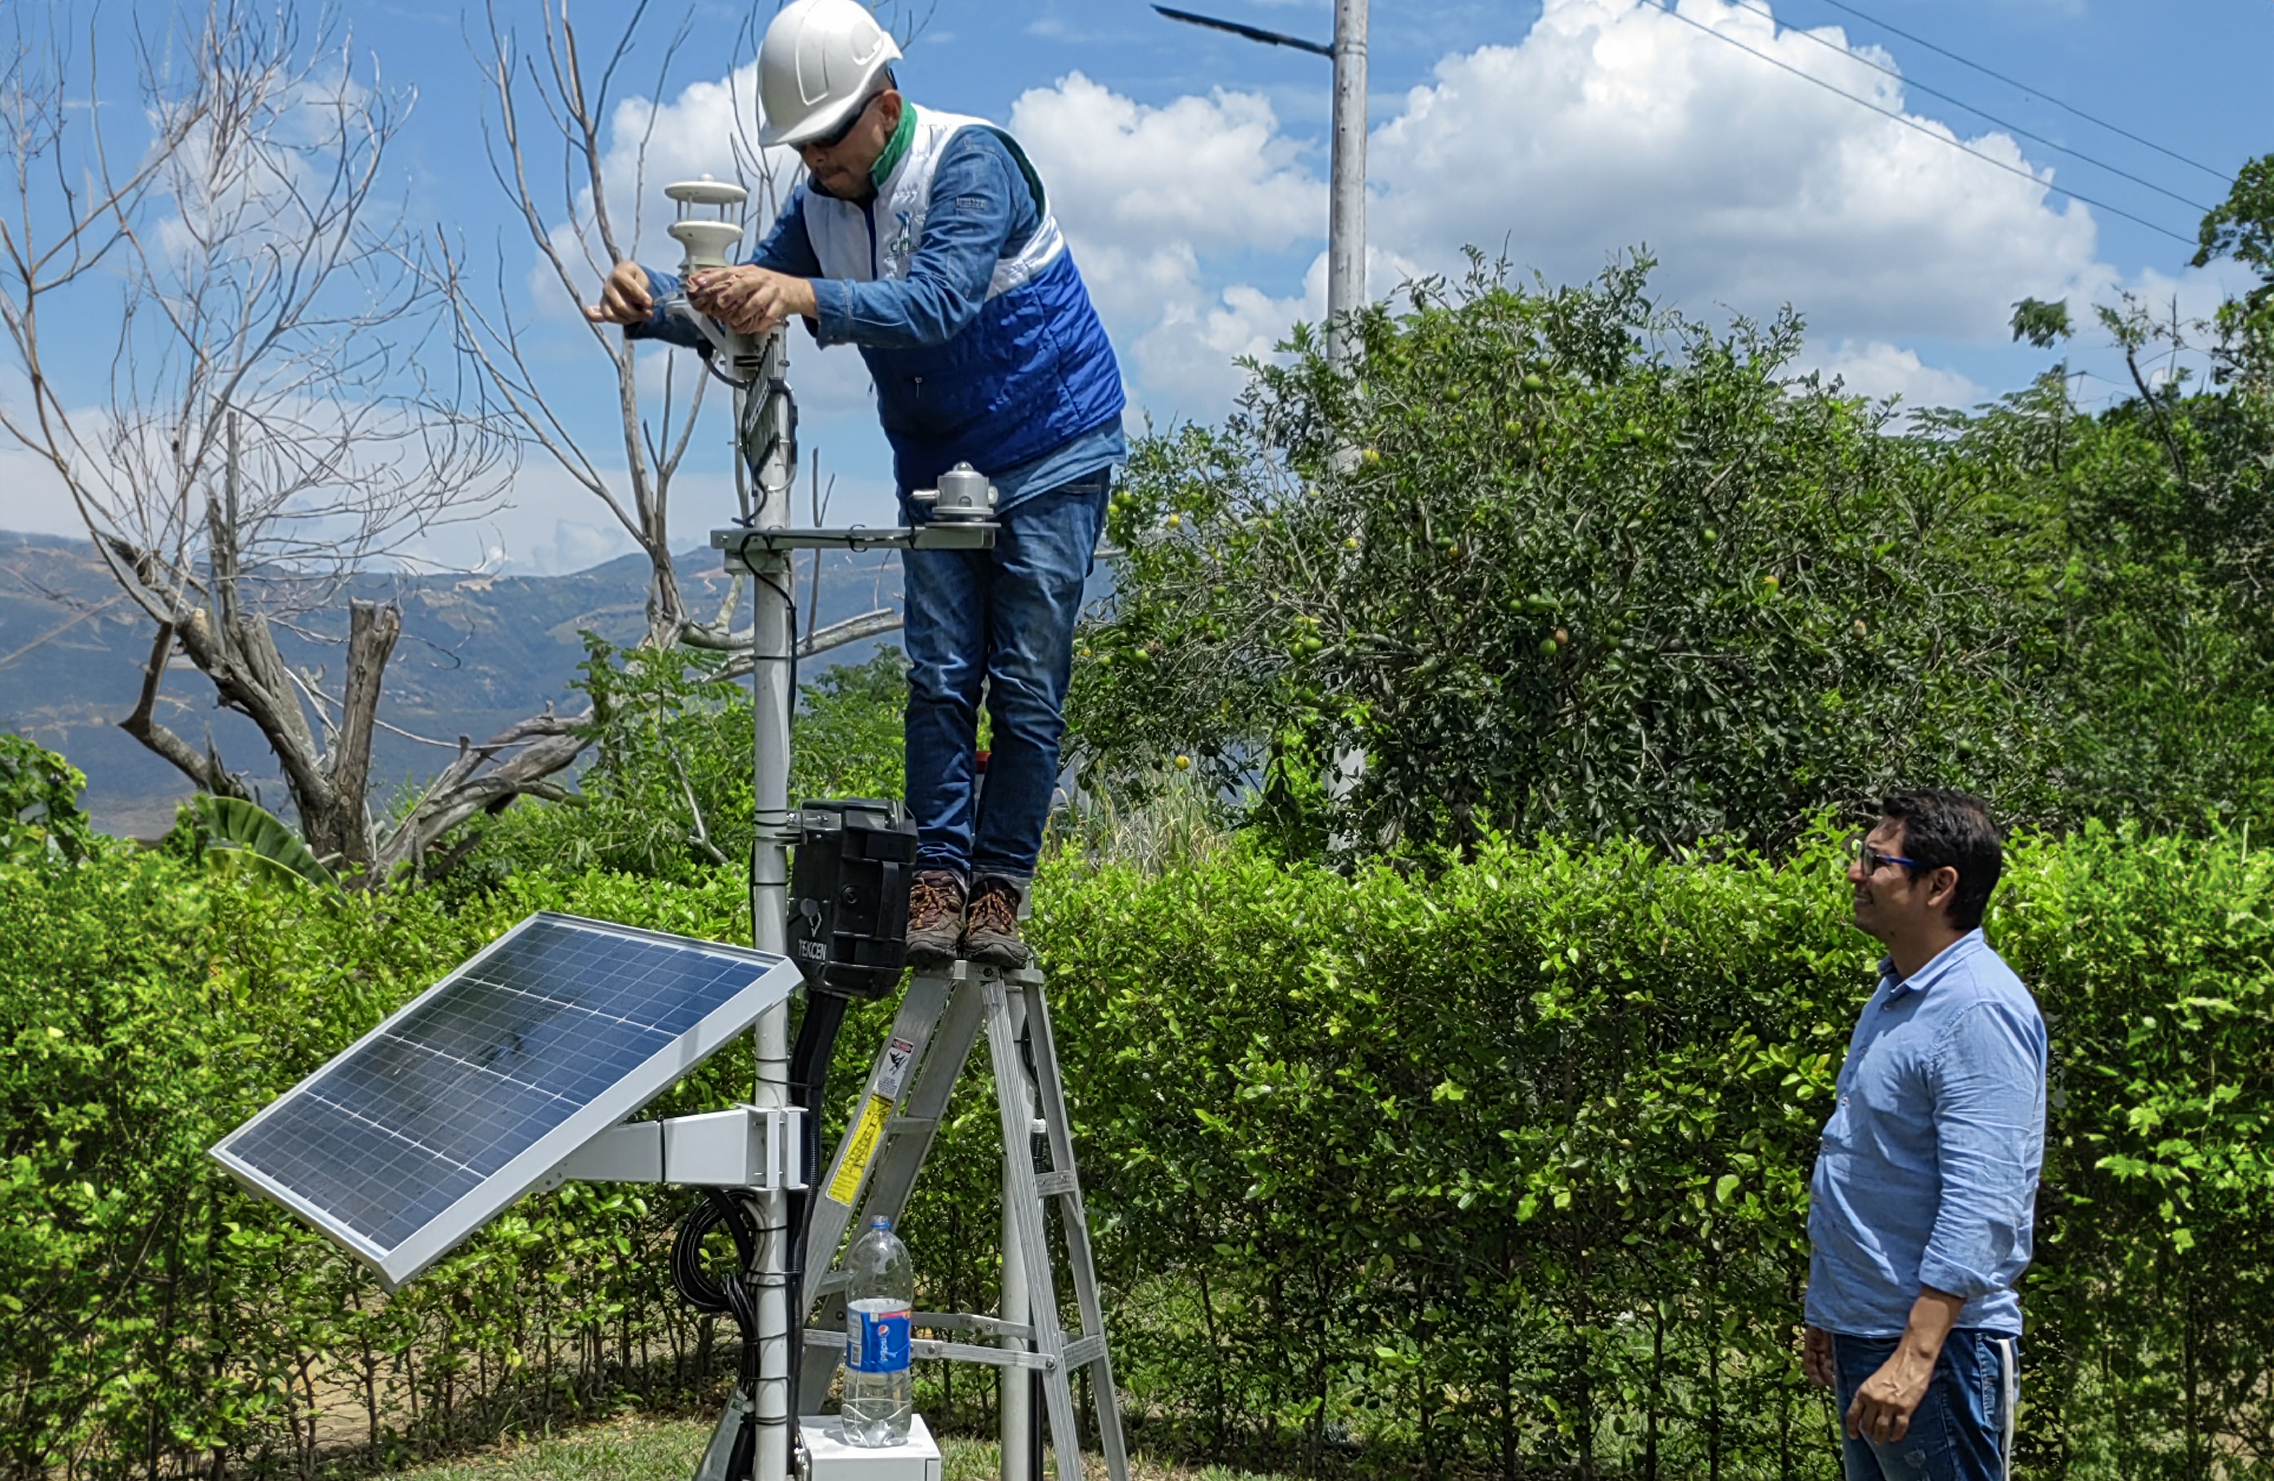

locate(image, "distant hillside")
[[0, 531, 903, 836]]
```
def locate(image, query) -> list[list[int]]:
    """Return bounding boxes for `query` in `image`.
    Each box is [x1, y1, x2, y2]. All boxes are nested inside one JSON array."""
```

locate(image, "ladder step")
[[1063, 1334, 1107, 1370], [914, 1310, 1034, 1340], [803, 1327, 1058, 1372], [1034, 1170, 1079, 1198]]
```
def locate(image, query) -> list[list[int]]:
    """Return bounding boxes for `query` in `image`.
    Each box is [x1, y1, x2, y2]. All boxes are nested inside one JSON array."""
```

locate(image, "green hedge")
[[4, 824, 2270, 1479]]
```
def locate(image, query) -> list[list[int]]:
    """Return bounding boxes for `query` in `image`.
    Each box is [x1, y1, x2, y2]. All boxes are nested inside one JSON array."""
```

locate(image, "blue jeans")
[[1832, 1330, 2016, 1481], [901, 468, 1110, 884]]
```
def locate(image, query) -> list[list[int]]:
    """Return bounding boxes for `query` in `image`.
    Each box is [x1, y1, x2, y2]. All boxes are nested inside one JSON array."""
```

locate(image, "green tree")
[[2193, 151, 2274, 391], [1071, 255, 2051, 857], [462, 643, 911, 885]]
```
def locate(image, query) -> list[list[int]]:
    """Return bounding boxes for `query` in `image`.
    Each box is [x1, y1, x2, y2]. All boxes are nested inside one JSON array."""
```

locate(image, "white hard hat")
[[757, 0, 903, 148]]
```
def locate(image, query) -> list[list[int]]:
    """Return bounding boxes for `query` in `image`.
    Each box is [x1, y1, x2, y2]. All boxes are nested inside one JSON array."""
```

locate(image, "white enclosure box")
[[803, 1413, 941, 1481]]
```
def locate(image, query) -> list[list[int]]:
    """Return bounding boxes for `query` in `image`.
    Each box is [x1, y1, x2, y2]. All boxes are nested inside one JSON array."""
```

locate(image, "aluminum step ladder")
[[800, 961, 1129, 1481]]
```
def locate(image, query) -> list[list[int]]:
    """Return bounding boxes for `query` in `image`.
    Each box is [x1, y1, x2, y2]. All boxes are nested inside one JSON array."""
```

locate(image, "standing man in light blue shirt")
[[1802, 790, 2047, 1481]]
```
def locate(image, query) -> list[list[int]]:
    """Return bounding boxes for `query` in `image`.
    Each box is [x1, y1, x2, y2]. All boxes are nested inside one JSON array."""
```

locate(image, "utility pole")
[[1327, 0, 1368, 368], [1155, 2, 1368, 366]]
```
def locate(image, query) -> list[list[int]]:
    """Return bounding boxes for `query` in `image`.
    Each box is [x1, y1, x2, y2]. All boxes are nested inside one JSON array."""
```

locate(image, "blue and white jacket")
[[638, 104, 1125, 506]]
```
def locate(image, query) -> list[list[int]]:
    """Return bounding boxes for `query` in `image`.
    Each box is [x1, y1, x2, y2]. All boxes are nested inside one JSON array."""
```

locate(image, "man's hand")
[[1845, 1288, 1964, 1445], [1802, 1326, 1836, 1390], [687, 266, 819, 337], [587, 261, 654, 326]]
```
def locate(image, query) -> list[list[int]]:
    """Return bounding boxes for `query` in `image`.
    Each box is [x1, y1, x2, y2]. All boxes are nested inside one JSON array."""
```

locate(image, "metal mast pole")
[[1326, 0, 1368, 369], [744, 330, 799, 1481]]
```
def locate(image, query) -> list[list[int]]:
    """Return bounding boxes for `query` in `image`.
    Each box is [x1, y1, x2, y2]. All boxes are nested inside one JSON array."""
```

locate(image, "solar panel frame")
[[211, 911, 803, 1290]]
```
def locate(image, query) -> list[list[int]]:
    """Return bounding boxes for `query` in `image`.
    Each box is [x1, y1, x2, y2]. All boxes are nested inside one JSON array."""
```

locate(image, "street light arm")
[[1152, 5, 1333, 57]]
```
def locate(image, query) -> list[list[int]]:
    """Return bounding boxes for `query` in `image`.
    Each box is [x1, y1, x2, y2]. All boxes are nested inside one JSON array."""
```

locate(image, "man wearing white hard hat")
[[590, 0, 1124, 971]]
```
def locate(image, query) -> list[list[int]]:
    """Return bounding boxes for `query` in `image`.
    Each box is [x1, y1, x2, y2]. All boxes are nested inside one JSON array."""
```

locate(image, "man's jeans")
[[1832, 1331, 2017, 1481], [902, 467, 1110, 885]]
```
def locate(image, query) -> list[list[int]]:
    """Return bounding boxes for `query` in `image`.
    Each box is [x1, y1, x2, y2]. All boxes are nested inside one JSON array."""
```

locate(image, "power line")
[[1798, 0, 2236, 185], [1653, 2, 2199, 248], [1725, 0, 2213, 215]]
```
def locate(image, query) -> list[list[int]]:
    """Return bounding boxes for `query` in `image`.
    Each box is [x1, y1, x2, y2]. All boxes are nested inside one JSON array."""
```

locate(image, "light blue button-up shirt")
[[1805, 929, 2048, 1338]]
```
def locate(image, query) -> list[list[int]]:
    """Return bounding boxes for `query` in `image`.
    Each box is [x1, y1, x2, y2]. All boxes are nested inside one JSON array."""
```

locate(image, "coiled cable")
[[674, 1188, 766, 1390]]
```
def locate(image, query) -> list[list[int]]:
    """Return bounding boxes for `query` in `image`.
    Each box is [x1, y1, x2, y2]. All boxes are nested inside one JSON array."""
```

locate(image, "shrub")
[[7, 799, 2271, 1479]]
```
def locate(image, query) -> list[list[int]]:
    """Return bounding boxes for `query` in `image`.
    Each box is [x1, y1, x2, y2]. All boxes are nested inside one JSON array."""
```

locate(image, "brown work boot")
[[962, 876, 1033, 968], [905, 870, 966, 969]]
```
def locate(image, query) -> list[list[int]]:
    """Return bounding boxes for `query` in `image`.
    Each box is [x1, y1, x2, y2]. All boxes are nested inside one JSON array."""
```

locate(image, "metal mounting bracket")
[[552, 1105, 806, 1190]]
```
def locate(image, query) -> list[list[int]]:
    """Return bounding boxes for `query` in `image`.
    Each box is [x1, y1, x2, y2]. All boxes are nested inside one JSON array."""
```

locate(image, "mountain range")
[[0, 531, 903, 836]]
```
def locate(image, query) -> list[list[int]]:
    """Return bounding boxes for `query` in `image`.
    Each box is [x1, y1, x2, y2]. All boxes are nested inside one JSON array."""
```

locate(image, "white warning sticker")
[[877, 1036, 918, 1099]]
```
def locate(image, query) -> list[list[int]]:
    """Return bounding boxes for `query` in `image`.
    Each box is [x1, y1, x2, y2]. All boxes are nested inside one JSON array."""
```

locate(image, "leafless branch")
[[1, 0, 585, 885], [449, 0, 794, 650]]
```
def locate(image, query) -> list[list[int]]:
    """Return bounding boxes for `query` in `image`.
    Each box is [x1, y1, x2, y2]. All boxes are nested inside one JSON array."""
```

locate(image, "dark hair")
[[1879, 790, 2003, 932]]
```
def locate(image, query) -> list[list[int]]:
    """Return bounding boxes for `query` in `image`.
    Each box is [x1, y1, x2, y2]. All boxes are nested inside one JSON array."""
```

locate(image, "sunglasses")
[[801, 93, 879, 154], [1845, 834, 1919, 875]]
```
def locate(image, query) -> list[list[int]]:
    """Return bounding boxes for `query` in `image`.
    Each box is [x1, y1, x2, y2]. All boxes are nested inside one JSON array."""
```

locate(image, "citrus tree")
[[1071, 256, 2051, 857]]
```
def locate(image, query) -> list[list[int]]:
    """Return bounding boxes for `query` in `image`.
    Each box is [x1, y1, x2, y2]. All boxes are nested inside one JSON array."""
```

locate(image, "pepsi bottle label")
[[849, 1306, 912, 1373]]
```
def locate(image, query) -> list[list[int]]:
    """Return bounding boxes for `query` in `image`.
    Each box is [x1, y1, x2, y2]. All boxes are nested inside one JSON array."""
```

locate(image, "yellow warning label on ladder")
[[827, 1094, 891, 1204]]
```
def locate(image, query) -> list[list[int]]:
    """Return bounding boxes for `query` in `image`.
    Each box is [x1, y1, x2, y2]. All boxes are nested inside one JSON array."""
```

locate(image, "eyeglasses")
[[1846, 834, 1919, 875], [800, 93, 878, 154]]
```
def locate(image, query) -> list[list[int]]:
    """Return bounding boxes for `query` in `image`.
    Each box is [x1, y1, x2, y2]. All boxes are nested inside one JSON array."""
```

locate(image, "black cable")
[[783, 992, 851, 1433], [1724, 0, 2213, 214], [1653, 1, 2198, 247], [730, 533, 804, 717], [764, 567, 801, 723], [1797, 0, 2238, 184], [674, 1188, 767, 1389]]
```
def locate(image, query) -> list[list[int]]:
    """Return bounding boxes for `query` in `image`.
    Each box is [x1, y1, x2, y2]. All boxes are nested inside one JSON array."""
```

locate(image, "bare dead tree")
[[452, 0, 908, 668], [0, 0, 580, 881]]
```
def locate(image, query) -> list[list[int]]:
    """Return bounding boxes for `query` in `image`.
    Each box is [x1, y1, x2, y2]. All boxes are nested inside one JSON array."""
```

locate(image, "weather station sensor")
[[215, 174, 1122, 1481], [910, 463, 998, 524], [668, 176, 751, 269]]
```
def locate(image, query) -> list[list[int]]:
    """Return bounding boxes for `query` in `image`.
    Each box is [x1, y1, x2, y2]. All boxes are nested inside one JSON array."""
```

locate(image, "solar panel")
[[211, 912, 803, 1288]]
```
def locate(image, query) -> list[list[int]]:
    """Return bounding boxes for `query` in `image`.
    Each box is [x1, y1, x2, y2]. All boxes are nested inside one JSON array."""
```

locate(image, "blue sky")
[[4, 0, 2269, 573]]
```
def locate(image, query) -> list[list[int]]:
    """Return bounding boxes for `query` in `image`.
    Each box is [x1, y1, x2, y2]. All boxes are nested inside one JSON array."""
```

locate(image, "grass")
[[387, 1416, 1288, 1481]]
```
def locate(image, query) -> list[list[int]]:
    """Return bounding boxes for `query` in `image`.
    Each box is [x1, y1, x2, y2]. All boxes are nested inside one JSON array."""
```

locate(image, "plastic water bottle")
[[842, 1216, 914, 1445]]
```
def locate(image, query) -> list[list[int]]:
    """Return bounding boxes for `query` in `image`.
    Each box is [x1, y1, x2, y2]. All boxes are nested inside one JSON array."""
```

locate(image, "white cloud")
[[558, 0, 2232, 452], [1806, 340, 1981, 408], [1366, 0, 2109, 345], [0, 442, 79, 539], [1013, 72, 1322, 256], [1009, 73, 1328, 419], [998, 0, 2149, 423]]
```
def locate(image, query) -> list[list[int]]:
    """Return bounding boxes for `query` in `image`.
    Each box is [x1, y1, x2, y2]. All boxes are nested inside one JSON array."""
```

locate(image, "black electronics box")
[[787, 799, 918, 998]]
